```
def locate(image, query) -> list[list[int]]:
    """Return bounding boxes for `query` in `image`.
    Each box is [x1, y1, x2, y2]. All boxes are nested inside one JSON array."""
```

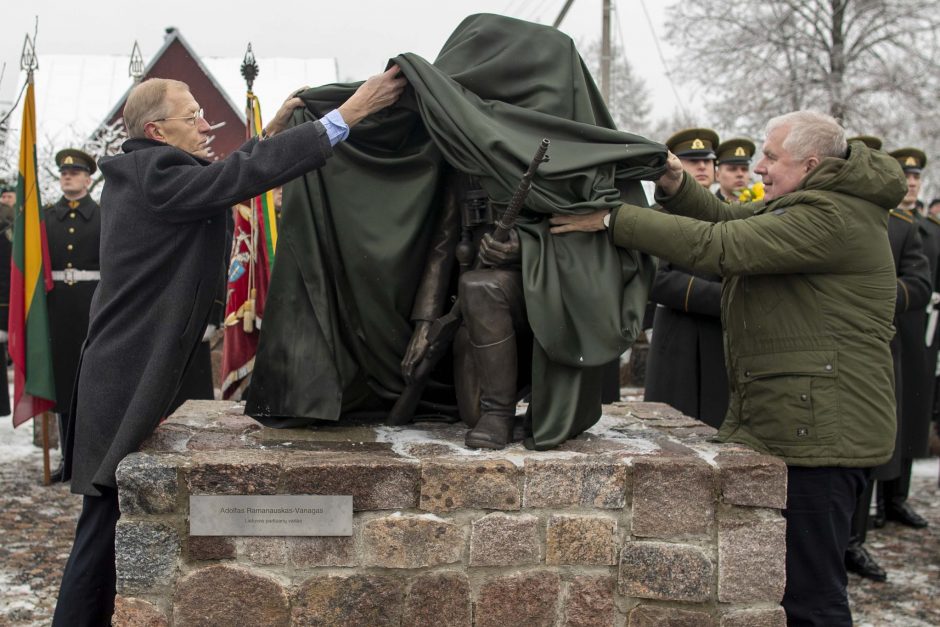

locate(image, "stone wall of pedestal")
[[112, 400, 787, 627]]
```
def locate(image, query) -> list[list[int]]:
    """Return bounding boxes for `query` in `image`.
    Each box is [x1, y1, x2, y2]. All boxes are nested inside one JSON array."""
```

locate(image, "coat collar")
[[120, 137, 211, 165], [52, 194, 96, 221]]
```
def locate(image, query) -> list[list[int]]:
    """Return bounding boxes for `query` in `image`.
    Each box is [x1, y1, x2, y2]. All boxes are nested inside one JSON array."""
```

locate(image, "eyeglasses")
[[151, 108, 205, 126]]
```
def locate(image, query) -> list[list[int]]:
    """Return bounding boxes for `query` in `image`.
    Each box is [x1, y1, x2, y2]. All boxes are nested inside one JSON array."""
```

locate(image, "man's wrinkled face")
[[0, 191, 14, 208], [679, 157, 716, 188], [59, 167, 91, 197], [903, 171, 922, 207], [754, 126, 815, 201], [149, 86, 212, 158], [717, 163, 750, 196]]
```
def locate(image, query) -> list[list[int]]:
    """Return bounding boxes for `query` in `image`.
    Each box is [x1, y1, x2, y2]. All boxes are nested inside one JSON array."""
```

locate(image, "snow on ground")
[[2, 406, 939, 625]]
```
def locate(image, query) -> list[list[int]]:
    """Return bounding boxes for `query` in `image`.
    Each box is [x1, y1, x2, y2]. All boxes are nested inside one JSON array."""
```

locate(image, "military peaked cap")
[[716, 138, 756, 165], [847, 135, 883, 151], [55, 148, 97, 175], [889, 147, 927, 173], [666, 128, 719, 160]]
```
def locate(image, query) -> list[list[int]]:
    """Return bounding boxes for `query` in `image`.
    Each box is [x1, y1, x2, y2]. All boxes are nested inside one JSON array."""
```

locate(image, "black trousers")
[[782, 466, 866, 627], [880, 457, 914, 506], [53, 487, 120, 626], [848, 471, 875, 545]]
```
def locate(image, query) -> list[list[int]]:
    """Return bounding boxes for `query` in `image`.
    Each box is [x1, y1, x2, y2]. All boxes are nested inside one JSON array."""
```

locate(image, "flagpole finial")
[[129, 41, 145, 83], [20, 34, 38, 78], [241, 43, 258, 92]]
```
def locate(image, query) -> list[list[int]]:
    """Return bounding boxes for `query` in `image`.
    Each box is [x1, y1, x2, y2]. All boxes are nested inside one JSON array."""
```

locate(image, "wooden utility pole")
[[552, 0, 611, 102], [601, 0, 611, 102]]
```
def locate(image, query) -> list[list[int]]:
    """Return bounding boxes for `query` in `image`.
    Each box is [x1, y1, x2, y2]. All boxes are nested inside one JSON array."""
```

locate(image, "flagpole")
[[241, 44, 259, 333], [41, 412, 51, 485]]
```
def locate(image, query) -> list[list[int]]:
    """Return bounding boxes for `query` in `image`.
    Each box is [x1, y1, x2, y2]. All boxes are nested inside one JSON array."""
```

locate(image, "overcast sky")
[[1, 0, 684, 123]]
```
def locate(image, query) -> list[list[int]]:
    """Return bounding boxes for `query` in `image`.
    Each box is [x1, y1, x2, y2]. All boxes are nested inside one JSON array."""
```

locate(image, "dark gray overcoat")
[[64, 121, 332, 496]]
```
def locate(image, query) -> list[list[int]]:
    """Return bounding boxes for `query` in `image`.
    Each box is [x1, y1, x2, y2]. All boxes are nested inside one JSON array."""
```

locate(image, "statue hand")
[[480, 230, 521, 266], [402, 320, 432, 383]]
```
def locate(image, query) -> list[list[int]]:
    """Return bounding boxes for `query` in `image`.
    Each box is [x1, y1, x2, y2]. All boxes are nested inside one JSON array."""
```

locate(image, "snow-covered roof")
[[3, 51, 337, 148], [202, 56, 339, 120]]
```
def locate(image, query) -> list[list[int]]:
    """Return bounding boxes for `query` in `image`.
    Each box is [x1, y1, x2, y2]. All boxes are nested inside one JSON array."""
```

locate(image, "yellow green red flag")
[[9, 72, 56, 427]]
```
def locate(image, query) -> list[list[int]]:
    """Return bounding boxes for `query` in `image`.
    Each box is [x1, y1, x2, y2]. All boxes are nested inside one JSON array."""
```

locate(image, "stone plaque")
[[190, 495, 352, 536]]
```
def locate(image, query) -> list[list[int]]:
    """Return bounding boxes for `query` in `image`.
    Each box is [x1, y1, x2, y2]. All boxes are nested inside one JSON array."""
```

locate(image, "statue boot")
[[465, 333, 517, 449]]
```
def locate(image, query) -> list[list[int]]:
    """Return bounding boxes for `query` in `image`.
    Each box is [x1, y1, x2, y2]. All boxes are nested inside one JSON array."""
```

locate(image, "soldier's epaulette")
[[890, 209, 914, 224]]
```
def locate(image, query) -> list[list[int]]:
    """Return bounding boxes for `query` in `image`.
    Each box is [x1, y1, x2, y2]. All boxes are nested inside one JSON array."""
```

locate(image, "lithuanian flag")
[[249, 92, 278, 262], [9, 72, 56, 427]]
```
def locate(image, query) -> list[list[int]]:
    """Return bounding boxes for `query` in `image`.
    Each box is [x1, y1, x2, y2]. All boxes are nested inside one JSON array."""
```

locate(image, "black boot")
[[48, 462, 66, 484], [845, 542, 887, 582], [885, 500, 929, 528], [883, 462, 928, 528], [465, 335, 517, 450]]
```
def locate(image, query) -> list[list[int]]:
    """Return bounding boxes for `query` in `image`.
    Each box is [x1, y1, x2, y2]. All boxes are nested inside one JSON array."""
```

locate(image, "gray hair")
[[763, 110, 847, 161], [123, 78, 190, 139]]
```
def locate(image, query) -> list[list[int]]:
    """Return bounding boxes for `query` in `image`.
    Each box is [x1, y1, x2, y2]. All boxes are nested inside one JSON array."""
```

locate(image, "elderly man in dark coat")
[[53, 70, 405, 626]]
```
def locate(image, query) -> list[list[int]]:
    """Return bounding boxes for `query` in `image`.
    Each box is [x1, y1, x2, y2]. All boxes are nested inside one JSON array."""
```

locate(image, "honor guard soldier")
[[0, 183, 15, 416], [644, 128, 729, 428], [715, 138, 756, 202], [45, 149, 101, 481], [875, 147, 936, 529], [842, 136, 931, 581]]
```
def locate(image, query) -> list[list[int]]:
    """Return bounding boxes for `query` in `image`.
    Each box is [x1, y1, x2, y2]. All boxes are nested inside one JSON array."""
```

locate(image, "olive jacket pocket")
[[738, 351, 838, 446]]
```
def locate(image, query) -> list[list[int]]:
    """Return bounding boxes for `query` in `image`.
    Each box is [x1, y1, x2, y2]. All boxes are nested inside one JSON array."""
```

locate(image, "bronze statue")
[[397, 141, 550, 448]]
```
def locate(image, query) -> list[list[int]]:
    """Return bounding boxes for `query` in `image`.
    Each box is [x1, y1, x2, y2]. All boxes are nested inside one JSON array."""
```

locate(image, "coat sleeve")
[[649, 262, 721, 317], [896, 222, 932, 314], [140, 121, 333, 223], [610, 195, 850, 277], [653, 172, 755, 223]]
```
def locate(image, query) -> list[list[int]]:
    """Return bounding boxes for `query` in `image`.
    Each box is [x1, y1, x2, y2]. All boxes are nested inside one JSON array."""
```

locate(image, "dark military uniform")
[[878, 209, 932, 480], [877, 148, 935, 528], [844, 136, 930, 580], [645, 128, 728, 428], [0, 196, 13, 416], [45, 151, 101, 419]]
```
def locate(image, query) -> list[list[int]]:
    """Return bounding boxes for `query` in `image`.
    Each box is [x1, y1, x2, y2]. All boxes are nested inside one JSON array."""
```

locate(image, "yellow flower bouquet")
[[738, 181, 765, 202]]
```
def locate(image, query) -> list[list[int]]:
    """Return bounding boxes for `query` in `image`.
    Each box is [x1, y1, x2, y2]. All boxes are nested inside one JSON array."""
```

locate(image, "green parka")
[[609, 141, 906, 467]]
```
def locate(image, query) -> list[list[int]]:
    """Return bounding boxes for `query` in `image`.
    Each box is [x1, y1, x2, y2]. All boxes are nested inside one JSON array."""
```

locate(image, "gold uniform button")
[[68, 227, 75, 233], [66, 262, 73, 268], [69, 212, 76, 219], [67, 244, 74, 251]]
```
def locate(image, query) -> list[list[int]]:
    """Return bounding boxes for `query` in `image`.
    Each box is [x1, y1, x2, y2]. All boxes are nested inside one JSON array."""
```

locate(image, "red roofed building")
[[101, 27, 245, 160]]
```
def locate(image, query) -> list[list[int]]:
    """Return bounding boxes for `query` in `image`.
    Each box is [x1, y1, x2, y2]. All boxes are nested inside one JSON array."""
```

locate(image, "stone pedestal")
[[114, 400, 787, 626]]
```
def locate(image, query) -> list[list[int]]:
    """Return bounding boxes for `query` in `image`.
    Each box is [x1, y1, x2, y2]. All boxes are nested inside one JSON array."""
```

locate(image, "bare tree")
[[582, 40, 653, 136], [667, 0, 940, 192]]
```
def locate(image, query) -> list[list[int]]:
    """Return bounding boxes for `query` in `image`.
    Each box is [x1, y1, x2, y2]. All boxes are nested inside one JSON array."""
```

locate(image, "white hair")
[[763, 110, 847, 161]]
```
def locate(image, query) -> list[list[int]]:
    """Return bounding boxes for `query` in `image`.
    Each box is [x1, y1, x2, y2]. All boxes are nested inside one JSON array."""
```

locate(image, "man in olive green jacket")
[[552, 110, 905, 626]]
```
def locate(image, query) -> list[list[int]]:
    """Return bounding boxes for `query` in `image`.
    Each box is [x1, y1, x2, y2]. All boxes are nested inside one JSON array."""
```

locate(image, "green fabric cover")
[[246, 13, 666, 448]]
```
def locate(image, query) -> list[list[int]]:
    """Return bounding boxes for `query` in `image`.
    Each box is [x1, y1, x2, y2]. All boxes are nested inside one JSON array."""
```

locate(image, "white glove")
[[202, 324, 217, 342], [0, 330, 8, 342]]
